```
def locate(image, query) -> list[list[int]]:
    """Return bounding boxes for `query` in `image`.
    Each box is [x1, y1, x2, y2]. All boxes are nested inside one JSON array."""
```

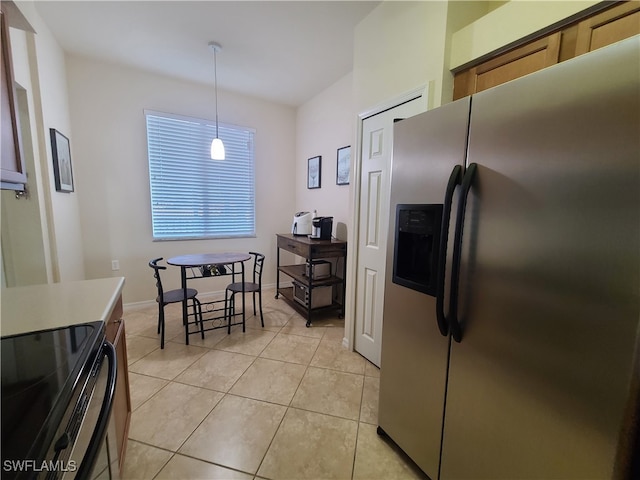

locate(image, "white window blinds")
[[145, 110, 255, 240]]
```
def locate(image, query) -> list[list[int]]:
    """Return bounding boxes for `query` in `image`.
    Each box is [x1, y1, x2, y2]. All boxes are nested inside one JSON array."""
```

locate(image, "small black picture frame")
[[50, 129, 74, 193], [307, 155, 321, 189], [336, 146, 350, 185]]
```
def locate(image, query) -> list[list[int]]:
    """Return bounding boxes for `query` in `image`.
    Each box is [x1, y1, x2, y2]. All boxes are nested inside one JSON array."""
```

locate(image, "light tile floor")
[[122, 289, 427, 480]]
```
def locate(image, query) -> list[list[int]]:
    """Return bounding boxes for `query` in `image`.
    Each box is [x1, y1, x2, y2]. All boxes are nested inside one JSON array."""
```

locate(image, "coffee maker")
[[310, 216, 333, 240]]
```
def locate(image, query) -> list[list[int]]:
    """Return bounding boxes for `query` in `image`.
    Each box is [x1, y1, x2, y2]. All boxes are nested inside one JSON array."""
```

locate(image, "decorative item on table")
[[310, 216, 333, 240], [200, 264, 226, 276], [292, 211, 313, 235], [336, 146, 351, 185]]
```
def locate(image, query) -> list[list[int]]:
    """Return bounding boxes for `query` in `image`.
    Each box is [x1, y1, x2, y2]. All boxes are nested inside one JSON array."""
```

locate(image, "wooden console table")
[[275, 233, 347, 326]]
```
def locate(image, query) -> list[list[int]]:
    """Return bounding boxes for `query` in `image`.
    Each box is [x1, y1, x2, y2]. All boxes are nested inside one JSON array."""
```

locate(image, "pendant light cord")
[[214, 47, 219, 139], [208, 41, 225, 160]]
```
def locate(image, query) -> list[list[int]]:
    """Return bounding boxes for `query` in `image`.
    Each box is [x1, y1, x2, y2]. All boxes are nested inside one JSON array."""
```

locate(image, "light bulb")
[[211, 137, 225, 160]]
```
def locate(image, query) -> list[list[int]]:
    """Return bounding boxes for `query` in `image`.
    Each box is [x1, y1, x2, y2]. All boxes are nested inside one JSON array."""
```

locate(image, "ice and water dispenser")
[[392, 204, 443, 296]]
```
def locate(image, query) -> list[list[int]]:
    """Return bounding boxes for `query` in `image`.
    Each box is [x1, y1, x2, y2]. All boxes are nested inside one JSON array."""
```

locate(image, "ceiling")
[[33, 1, 381, 107]]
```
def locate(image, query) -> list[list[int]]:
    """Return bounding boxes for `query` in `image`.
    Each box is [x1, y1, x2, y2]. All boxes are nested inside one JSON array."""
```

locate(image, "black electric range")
[[1, 321, 106, 479]]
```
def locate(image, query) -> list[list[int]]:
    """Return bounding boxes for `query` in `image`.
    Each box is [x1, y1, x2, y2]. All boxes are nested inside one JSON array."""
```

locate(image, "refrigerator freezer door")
[[440, 37, 640, 478], [379, 96, 471, 479]]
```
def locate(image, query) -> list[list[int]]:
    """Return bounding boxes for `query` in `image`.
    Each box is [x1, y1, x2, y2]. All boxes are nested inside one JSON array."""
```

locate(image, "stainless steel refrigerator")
[[378, 36, 639, 480]]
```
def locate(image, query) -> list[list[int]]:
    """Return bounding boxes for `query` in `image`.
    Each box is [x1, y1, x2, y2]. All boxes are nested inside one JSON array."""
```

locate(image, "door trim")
[[344, 84, 429, 351], [359, 85, 430, 121]]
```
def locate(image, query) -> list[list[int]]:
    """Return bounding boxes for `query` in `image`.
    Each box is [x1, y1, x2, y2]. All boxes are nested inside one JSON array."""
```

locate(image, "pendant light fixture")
[[209, 41, 225, 160]]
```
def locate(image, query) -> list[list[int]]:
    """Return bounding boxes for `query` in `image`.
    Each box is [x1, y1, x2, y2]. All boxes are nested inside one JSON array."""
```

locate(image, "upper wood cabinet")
[[453, 1, 640, 100], [454, 33, 561, 100], [574, 1, 640, 54]]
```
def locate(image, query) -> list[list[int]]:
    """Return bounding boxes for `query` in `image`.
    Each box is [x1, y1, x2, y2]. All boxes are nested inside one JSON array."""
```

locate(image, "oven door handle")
[[75, 341, 117, 479]]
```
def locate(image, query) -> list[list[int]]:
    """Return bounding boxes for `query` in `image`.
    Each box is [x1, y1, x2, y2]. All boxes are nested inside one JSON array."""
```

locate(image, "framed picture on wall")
[[308, 155, 321, 189], [336, 146, 350, 185], [50, 129, 74, 193]]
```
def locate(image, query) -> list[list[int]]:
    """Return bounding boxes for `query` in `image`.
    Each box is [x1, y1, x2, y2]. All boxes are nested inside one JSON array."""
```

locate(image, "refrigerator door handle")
[[449, 162, 477, 342], [435, 164, 463, 336]]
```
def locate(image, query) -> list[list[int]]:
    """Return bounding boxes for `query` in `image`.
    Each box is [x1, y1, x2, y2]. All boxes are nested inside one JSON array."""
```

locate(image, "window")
[[145, 110, 255, 240]]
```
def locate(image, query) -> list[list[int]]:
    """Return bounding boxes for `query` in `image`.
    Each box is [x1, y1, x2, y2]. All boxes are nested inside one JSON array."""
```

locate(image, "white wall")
[[8, 2, 85, 283], [353, 1, 450, 113], [295, 73, 354, 241], [6, 0, 597, 307], [344, 1, 454, 349], [441, 1, 495, 102], [450, 0, 600, 69], [345, 1, 597, 346], [37, 34, 86, 282], [3, 24, 49, 287], [66, 56, 297, 304]]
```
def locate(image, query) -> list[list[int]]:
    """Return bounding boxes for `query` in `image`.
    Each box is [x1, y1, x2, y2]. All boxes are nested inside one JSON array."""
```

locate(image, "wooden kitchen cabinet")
[[574, 1, 640, 55], [275, 233, 347, 327], [106, 295, 131, 475], [0, 8, 26, 189], [453, 33, 561, 100], [453, 1, 640, 100]]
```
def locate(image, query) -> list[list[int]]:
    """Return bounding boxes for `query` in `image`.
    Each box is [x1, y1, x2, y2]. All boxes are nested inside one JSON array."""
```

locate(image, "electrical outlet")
[[111, 260, 120, 271]]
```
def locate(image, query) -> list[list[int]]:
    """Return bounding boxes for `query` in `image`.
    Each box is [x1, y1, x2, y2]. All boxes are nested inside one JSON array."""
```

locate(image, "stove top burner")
[[1, 322, 104, 475]]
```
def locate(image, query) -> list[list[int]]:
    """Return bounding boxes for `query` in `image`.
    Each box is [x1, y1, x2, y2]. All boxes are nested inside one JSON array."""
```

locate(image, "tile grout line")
[[168, 320, 280, 477], [163, 388, 224, 471], [128, 438, 258, 480], [128, 377, 172, 414], [125, 301, 364, 479], [350, 363, 368, 480], [161, 324, 274, 472], [251, 320, 326, 478], [126, 336, 231, 473], [124, 438, 175, 480]]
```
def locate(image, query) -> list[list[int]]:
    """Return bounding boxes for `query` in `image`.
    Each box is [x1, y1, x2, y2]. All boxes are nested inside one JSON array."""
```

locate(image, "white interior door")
[[354, 98, 426, 366]]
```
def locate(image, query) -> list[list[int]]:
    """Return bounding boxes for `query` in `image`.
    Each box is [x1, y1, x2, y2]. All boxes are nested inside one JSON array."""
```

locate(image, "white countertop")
[[0, 277, 125, 337]]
